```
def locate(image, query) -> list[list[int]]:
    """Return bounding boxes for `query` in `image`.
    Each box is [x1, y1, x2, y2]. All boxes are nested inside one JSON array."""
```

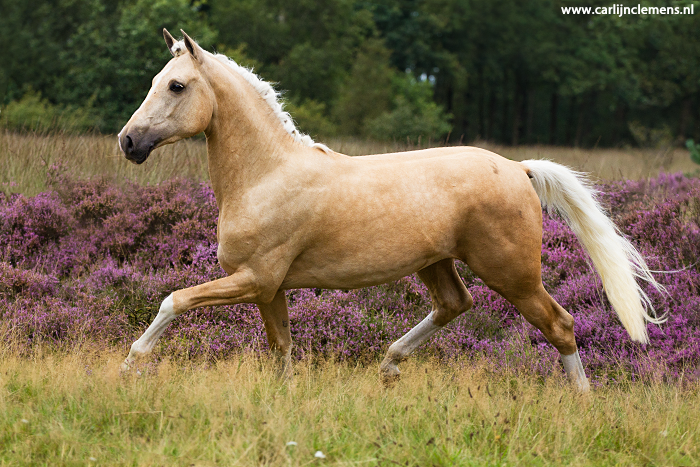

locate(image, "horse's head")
[[119, 29, 214, 164]]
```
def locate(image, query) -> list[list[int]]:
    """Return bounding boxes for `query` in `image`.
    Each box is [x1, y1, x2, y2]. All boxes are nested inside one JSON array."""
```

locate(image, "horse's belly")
[[280, 214, 459, 289], [280, 248, 444, 289]]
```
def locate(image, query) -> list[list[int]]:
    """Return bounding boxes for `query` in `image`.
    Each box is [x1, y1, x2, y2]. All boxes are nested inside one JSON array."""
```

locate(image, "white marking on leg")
[[561, 350, 591, 393], [121, 294, 176, 370], [388, 311, 442, 358], [380, 311, 442, 382]]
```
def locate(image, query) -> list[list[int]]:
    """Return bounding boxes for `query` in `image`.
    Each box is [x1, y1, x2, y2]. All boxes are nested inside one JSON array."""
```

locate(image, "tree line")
[[0, 0, 698, 147]]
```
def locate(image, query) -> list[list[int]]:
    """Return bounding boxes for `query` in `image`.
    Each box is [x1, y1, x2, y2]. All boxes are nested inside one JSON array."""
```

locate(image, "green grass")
[[2, 130, 698, 197], [1, 348, 698, 466]]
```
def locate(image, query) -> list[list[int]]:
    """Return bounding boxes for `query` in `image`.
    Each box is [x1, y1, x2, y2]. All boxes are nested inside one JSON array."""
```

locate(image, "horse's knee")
[[432, 289, 473, 326]]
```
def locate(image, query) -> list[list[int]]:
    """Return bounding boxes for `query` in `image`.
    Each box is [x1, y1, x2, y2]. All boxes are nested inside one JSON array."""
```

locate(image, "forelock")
[[171, 41, 186, 57]]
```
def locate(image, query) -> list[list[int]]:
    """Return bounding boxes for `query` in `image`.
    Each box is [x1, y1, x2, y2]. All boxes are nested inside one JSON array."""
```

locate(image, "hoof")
[[277, 363, 293, 382], [120, 359, 132, 372], [270, 352, 293, 382], [120, 358, 141, 375], [574, 378, 591, 394], [380, 358, 401, 387]]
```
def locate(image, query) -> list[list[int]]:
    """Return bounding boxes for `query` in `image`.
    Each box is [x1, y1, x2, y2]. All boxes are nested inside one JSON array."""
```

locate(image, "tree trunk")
[[487, 89, 496, 141], [574, 93, 592, 147], [501, 73, 510, 143], [549, 91, 559, 145], [451, 64, 468, 142], [511, 76, 523, 146], [478, 68, 485, 140], [612, 102, 627, 145], [526, 87, 535, 144], [565, 96, 577, 146], [678, 96, 692, 142]]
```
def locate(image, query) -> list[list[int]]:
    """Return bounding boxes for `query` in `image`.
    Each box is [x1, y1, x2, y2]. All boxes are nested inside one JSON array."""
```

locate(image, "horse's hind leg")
[[257, 290, 293, 379], [380, 259, 473, 385], [508, 287, 590, 392], [471, 254, 590, 392]]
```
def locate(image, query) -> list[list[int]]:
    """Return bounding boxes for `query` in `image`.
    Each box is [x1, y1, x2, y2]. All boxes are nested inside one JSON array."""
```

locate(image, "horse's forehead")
[[145, 61, 177, 99], [155, 56, 196, 82]]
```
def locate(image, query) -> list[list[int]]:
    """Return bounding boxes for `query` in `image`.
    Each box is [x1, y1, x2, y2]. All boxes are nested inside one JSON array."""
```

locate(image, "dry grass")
[[476, 142, 700, 181], [0, 131, 209, 197], [0, 348, 698, 466], [2, 130, 698, 197]]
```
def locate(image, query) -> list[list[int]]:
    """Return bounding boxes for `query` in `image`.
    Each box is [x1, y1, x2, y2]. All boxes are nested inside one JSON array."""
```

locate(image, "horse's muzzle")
[[120, 132, 158, 164]]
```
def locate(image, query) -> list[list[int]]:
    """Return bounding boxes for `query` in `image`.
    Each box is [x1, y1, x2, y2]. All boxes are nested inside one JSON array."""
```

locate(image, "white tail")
[[521, 159, 666, 343]]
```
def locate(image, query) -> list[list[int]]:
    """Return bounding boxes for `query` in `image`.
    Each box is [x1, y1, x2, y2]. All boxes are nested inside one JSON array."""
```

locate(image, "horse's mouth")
[[127, 149, 152, 165]]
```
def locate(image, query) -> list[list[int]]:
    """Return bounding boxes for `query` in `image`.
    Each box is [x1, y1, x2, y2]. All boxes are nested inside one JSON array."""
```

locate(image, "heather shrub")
[[0, 263, 59, 298], [0, 166, 698, 383]]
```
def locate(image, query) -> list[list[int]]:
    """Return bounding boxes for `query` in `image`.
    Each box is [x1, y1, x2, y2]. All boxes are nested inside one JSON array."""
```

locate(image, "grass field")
[[1, 130, 699, 465], [1, 349, 698, 466], [2, 130, 698, 196]]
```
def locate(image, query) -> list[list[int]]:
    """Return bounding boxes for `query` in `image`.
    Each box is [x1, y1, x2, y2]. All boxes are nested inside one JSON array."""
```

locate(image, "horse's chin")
[[125, 149, 151, 165]]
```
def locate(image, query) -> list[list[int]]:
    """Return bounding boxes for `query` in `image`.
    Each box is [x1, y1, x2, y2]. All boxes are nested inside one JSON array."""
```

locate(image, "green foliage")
[[367, 74, 452, 142], [214, 44, 262, 71], [58, 0, 216, 132], [628, 121, 674, 149], [0, 0, 215, 133], [0, 90, 97, 133], [687, 139, 700, 165], [334, 38, 394, 135], [0, 0, 698, 144], [210, 0, 375, 105], [284, 100, 338, 139]]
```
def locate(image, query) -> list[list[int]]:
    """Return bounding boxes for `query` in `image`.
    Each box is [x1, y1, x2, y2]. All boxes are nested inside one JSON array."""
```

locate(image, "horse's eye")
[[169, 82, 185, 93]]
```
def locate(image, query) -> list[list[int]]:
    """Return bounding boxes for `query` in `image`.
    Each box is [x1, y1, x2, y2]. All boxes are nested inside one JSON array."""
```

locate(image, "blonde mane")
[[171, 41, 330, 153]]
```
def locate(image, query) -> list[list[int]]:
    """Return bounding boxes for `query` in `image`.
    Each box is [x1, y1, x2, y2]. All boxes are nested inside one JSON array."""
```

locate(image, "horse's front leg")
[[121, 271, 264, 371], [257, 290, 293, 379]]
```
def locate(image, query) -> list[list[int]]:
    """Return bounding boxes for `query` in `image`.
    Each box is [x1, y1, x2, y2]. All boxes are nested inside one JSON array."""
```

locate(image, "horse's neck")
[[203, 65, 302, 207]]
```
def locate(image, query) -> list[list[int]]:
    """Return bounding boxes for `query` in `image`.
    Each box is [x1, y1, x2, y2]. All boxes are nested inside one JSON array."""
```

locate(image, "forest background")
[[1, 0, 699, 148]]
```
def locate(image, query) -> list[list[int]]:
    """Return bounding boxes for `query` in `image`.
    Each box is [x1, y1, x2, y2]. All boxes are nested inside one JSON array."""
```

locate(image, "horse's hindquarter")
[[282, 147, 542, 289]]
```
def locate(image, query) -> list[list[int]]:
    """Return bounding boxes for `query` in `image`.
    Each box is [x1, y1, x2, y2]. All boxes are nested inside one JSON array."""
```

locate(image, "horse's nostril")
[[126, 135, 134, 150]]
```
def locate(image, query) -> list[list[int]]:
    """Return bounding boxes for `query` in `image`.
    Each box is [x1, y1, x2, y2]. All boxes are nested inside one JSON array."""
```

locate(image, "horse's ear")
[[181, 30, 203, 61], [163, 28, 177, 56]]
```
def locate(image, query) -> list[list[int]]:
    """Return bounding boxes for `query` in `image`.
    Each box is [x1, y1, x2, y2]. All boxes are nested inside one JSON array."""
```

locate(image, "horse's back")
[[344, 146, 538, 219], [356, 145, 498, 159]]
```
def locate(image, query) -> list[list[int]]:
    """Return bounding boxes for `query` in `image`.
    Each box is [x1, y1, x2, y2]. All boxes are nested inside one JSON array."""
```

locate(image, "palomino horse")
[[119, 30, 664, 392]]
